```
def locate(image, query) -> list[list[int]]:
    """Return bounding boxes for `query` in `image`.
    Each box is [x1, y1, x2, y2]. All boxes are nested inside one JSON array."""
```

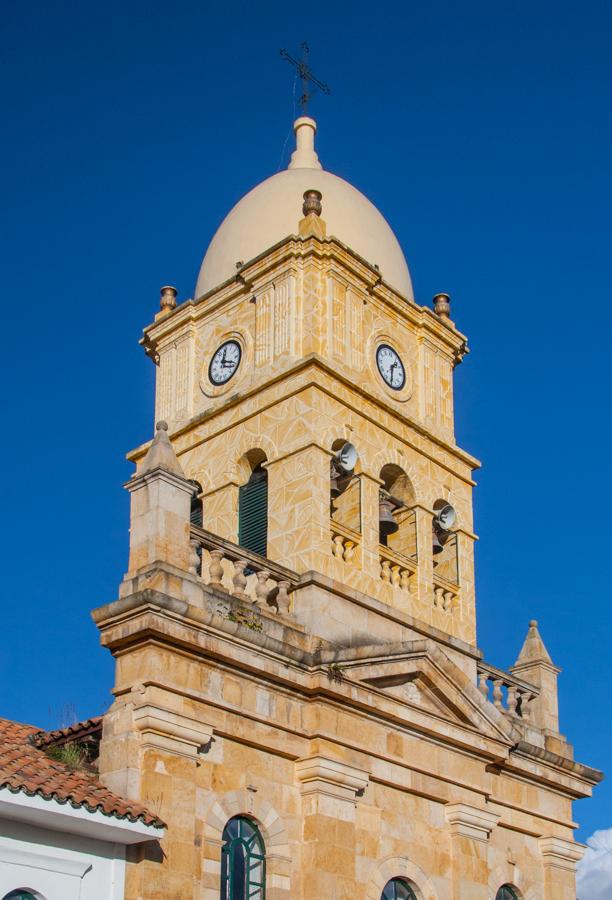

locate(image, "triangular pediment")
[[328, 639, 517, 744]]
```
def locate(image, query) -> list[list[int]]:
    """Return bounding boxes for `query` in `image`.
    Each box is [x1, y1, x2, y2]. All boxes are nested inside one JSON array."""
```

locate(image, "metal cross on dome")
[[280, 42, 331, 115]]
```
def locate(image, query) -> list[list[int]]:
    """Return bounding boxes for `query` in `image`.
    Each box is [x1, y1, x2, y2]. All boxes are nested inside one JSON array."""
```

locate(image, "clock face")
[[376, 343, 405, 391], [208, 340, 242, 385]]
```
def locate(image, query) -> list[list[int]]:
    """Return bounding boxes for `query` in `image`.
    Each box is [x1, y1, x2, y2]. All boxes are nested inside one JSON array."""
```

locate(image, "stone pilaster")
[[539, 836, 585, 900], [101, 683, 215, 900], [266, 444, 330, 573], [295, 756, 369, 900], [414, 504, 434, 608], [360, 472, 384, 582], [445, 802, 500, 899]]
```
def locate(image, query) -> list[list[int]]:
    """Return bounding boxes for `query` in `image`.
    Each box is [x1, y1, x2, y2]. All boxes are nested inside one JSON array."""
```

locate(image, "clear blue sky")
[[1, 0, 610, 840]]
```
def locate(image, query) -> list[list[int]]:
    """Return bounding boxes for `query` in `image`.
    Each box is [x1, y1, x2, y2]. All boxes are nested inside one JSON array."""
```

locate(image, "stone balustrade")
[[432, 573, 458, 613], [330, 522, 360, 564], [477, 661, 539, 720], [189, 525, 297, 615], [379, 545, 417, 593]]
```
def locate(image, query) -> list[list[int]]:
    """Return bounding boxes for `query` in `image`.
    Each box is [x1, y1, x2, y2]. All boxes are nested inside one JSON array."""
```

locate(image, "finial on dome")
[[302, 189, 322, 217], [299, 189, 326, 239], [288, 117, 322, 170]]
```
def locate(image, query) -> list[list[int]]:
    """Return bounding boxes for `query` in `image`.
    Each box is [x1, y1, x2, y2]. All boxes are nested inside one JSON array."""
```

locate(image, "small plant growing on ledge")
[[327, 662, 345, 683], [226, 608, 263, 632], [45, 742, 94, 773]]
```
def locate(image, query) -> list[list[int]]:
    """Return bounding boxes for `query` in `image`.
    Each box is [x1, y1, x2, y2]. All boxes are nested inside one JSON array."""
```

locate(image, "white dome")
[[195, 118, 413, 301]]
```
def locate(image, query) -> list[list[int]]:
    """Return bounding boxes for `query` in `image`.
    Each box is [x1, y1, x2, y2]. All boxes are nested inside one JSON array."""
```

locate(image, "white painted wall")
[[0, 819, 125, 900]]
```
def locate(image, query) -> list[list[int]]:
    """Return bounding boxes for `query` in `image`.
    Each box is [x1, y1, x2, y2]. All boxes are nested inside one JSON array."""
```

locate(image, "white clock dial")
[[209, 340, 242, 385], [376, 344, 405, 391]]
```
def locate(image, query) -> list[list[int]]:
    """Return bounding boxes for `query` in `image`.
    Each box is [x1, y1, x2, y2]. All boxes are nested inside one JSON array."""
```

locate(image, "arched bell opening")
[[238, 450, 268, 559], [379, 465, 417, 561], [432, 498, 459, 585], [330, 439, 361, 535]]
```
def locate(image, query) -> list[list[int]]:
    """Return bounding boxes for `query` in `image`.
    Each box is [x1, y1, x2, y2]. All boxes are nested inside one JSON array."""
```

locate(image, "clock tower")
[[94, 115, 600, 900], [138, 116, 474, 647]]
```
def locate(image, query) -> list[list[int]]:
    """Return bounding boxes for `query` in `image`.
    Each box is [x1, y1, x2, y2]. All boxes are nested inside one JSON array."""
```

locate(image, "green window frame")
[[3, 892, 39, 900], [221, 815, 265, 900], [496, 888, 519, 900], [238, 466, 268, 558], [381, 878, 417, 900]]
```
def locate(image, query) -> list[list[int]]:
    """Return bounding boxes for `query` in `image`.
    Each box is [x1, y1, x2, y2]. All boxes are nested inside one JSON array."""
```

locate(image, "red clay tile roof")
[[0, 717, 165, 829], [31, 716, 103, 750]]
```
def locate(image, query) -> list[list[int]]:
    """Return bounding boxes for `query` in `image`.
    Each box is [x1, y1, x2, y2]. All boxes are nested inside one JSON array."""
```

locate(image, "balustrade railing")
[[432, 572, 458, 613], [330, 521, 360, 565], [379, 545, 417, 593], [189, 525, 297, 615], [477, 661, 539, 720]]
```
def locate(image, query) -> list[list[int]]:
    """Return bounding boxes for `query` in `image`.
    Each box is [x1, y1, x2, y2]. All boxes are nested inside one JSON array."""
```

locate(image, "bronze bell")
[[432, 523, 452, 555], [432, 527, 444, 555], [379, 495, 399, 538]]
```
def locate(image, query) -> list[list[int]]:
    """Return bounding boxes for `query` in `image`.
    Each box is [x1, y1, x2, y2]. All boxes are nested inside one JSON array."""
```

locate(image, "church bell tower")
[[93, 115, 601, 900], [140, 115, 475, 647]]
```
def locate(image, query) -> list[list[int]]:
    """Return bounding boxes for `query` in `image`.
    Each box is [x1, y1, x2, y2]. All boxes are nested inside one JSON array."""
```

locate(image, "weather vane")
[[280, 42, 331, 115]]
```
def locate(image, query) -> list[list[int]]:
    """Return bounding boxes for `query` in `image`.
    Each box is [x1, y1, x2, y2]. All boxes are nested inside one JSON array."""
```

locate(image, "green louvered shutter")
[[189, 480, 203, 527], [238, 468, 268, 557], [190, 496, 203, 527]]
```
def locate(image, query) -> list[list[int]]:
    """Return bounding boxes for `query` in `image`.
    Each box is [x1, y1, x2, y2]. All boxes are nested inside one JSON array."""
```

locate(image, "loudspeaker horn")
[[334, 442, 358, 474]]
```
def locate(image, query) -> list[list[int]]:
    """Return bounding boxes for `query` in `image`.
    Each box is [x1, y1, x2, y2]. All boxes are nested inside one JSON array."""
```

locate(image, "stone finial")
[[433, 292, 451, 318], [302, 189, 322, 217], [140, 420, 185, 477], [299, 189, 326, 239], [514, 619, 554, 668], [160, 285, 178, 313]]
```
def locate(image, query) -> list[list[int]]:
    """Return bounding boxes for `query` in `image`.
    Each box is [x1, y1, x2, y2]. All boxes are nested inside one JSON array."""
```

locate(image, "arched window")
[[221, 816, 265, 899], [238, 463, 268, 558], [3, 892, 41, 900], [381, 878, 417, 900], [496, 887, 519, 900]]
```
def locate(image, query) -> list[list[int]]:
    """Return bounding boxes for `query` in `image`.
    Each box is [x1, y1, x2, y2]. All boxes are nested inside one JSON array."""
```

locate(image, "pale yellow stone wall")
[[96, 614, 587, 900], [138, 235, 476, 645], [147, 238, 464, 448], [98, 230, 597, 900]]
